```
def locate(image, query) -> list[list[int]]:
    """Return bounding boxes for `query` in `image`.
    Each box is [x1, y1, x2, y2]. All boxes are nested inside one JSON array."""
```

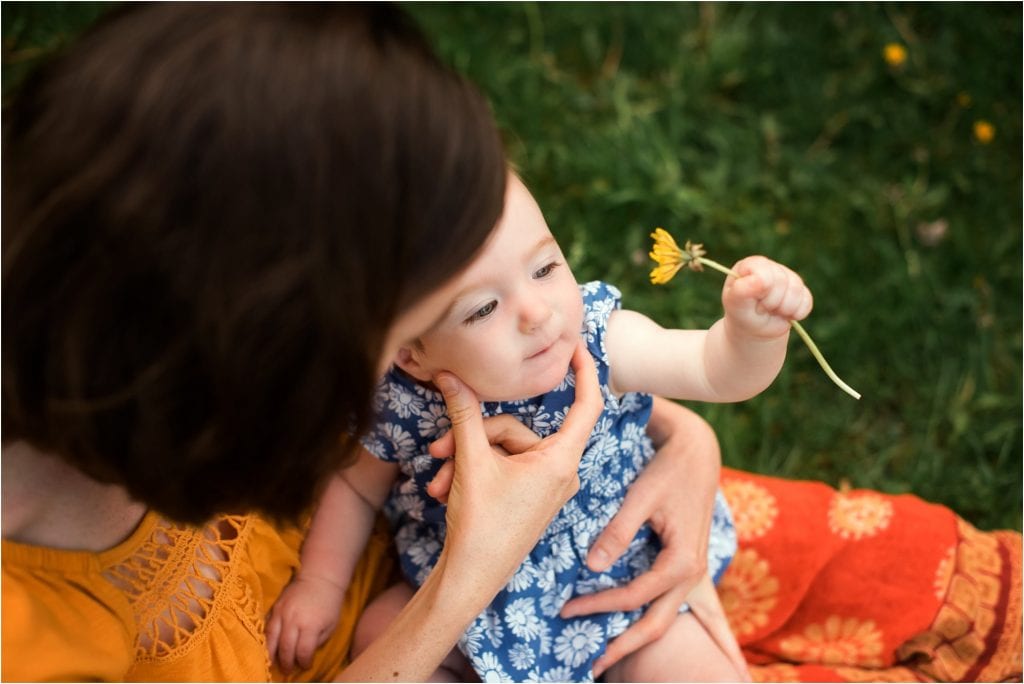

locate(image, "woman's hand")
[[339, 341, 602, 682], [561, 397, 721, 677], [433, 340, 603, 591]]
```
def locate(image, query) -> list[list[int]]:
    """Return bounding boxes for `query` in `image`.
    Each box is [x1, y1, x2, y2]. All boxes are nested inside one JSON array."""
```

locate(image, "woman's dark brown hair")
[[2, 3, 506, 524]]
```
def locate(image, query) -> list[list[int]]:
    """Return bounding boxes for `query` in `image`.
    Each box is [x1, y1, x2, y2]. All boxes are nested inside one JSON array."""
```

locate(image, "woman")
[[2, 4, 718, 680]]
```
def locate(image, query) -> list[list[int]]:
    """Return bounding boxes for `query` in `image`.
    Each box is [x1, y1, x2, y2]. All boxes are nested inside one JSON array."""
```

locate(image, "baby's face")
[[394, 174, 584, 402]]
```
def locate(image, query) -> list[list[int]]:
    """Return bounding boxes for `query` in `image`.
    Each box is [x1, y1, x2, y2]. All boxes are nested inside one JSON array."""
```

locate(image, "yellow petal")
[[649, 227, 688, 283], [650, 262, 684, 285]]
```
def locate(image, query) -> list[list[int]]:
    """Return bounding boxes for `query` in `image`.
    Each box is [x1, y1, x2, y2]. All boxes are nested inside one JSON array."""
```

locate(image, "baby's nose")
[[519, 297, 553, 333]]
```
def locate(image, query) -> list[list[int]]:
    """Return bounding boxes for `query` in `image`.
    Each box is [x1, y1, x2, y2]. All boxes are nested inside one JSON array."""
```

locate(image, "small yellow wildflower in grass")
[[649, 228, 861, 400], [973, 120, 995, 144], [883, 43, 907, 67]]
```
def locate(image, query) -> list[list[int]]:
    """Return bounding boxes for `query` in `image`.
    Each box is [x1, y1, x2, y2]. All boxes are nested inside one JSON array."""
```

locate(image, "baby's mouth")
[[526, 339, 557, 360]]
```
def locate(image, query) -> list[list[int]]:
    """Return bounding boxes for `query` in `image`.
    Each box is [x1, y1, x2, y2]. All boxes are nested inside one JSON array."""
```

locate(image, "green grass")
[[5, 3, 1021, 532]]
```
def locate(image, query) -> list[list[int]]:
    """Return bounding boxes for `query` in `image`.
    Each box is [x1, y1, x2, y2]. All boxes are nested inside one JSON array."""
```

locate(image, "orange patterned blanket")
[[718, 467, 1022, 682]]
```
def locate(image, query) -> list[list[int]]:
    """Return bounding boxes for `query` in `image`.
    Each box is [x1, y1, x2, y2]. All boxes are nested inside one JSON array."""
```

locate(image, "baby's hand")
[[266, 575, 345, 674], [721, 256, 812, 339]]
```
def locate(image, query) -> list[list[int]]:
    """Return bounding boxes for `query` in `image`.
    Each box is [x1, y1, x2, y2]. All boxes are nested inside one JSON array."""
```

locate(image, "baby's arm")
[[606, 256, 812, 402], [266, 448, 397, 674]]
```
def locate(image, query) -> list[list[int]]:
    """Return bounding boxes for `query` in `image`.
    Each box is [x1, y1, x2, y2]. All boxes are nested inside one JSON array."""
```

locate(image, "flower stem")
[[697, 257, 862, 400]]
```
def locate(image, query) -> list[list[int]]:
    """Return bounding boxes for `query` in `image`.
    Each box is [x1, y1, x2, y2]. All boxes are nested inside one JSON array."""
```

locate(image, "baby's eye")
[[533, 261, 561, 279], [465, 300, 497, 324]]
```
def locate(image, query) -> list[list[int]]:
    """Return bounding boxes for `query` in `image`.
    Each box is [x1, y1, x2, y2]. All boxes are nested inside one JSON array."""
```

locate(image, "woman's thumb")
[[434, 372, 487, 455]]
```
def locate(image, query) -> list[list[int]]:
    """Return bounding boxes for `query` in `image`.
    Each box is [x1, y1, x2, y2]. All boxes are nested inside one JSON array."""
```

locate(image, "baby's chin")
[[473, 353, 575, 402]]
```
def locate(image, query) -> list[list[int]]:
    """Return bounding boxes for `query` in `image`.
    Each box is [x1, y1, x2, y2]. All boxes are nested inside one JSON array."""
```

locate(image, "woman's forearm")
[[336, 552, 487, 682]]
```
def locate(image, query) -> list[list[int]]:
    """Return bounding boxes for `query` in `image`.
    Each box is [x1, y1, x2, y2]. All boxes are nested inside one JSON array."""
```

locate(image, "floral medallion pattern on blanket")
[[719, 469, 1022, 682], [363, 281, 737, 682]]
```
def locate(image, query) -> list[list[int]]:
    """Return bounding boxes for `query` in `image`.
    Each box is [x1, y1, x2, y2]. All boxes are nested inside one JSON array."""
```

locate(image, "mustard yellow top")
[[2, 512, 393, 682]]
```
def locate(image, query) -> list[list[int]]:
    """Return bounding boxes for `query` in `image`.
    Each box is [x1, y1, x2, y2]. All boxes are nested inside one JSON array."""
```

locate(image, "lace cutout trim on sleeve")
[[101, 515, 251, 661]]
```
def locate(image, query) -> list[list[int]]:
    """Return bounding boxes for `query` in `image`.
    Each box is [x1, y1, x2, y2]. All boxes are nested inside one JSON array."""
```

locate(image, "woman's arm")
[[338, 341, 603, 682], [561, 396, 723, 677]]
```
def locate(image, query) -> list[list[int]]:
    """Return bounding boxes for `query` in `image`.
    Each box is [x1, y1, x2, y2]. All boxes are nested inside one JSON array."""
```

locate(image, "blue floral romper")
[[362, 281, 736, 682]]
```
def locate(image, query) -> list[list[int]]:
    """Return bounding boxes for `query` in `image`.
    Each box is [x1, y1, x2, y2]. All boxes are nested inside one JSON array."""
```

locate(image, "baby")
[[268, 173, 812, 681]]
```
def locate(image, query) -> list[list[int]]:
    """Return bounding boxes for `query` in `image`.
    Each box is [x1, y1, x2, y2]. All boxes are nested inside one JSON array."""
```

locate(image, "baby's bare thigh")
[[603, 612, 742, 683], [350, 582, 477, 683]]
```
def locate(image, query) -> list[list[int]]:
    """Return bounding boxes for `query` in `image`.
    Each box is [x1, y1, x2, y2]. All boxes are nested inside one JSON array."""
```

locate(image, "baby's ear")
[[394, 345, 433, 383]]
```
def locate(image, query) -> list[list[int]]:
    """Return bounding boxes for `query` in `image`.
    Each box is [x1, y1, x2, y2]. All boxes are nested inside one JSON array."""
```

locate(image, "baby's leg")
[[603, 611, 745, 683], [350, 582, 477, 683]]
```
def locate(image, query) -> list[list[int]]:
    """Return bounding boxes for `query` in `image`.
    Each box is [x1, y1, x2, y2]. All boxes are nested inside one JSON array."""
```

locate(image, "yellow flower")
[[648, 228, 704, 284], [883, 43, 907, 67], [973, 120, 995, 144]]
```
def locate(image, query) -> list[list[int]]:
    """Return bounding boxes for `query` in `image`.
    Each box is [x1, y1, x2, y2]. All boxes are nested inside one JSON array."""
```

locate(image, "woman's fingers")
[[590, 581, 691, 678], [562, 546, 701, 617], [433, 372, 488, 455], [685, 576, 752, 682], [427, 342, 598, 505], [425, 460, 454, 504], [552, 340, 603, 451], [582, 480, 654, 573], [428, 414, 539, 460]]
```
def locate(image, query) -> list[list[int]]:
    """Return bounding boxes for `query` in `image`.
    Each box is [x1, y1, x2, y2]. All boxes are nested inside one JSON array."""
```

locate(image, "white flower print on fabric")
[[530, 407, 555, 436], [578, 429, 615, 486], [365, 282, 736, 682], [550, 368, 575, 395], [554, 620, 604, 669], [534, 556, 559, 593], [391, 493, 425, 523], [387, 382, 425, 419], [706, 492, 738, 582], [618, 391, 646, 415], [509, 642, 536, 671], [507, 558, 538, 593], [408, 449, 435, 475], [540, 584, 573, 618], [506, 597, 544, 640], [538, 621, 554, 656], [380, 423, 417, 460], [618, 421, 646, 460], [416, 402, 450, 439], [405, 535, 442, 570], [548, 533, 576, 573], [370, 381, 388, 414], [482, 607, 504, 648], [592, 474, 624, 499], [461, 621, 485, 657], [473, 652, 512, 683], [606, 612, 631, 639], [575, 573, 619, 598], [525, 665, 574, 683]]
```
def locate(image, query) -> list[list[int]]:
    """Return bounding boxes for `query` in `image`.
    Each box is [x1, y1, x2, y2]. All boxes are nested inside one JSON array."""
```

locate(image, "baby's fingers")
[[295, 627, 322, 671], [265, 613, 282, 668], [758, 266, 811, 320], [276, 623, 300, 674]]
